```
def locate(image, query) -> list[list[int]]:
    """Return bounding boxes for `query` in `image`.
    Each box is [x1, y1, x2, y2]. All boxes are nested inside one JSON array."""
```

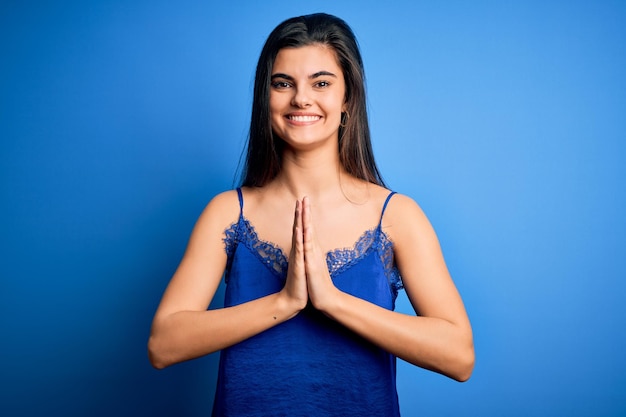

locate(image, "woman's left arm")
[[304, 194, 475, 382]]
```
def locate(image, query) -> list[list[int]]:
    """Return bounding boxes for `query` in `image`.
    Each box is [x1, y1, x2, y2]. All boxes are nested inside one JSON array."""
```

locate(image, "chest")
[[243, 200, 383, 255]]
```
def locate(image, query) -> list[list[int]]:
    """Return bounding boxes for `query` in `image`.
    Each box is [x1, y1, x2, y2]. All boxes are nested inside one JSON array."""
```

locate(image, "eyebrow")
[[271, 71, 337, 81]]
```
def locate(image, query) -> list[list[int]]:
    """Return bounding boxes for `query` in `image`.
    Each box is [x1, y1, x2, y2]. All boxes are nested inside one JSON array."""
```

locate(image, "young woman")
[[148, 13, 474, 416]]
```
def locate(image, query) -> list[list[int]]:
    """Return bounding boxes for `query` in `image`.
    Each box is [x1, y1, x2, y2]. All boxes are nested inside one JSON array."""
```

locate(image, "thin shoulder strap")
[[236, 187, 244, 215], [378, 191, 397, 228]]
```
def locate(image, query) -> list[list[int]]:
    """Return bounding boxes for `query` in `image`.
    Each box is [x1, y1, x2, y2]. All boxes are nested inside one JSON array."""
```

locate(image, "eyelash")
[[271, 81, 292, 89], [271, 81, 331, 89]]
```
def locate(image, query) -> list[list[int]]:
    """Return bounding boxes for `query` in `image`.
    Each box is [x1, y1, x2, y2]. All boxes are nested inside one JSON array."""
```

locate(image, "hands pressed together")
[[281, 196, 339, 315]]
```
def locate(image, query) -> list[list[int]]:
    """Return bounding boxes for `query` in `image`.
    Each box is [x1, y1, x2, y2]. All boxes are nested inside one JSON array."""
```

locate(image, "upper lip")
[[285, 112, 322, 118]]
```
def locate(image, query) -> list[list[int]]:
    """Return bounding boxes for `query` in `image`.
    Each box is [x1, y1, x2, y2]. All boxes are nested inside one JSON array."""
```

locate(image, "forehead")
[[272, 44, 342, 75]]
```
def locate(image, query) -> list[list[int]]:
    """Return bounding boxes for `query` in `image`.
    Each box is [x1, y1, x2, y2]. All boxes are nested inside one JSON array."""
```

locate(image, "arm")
[[148, 193, 307, 369], [303, 195, 474, 382]]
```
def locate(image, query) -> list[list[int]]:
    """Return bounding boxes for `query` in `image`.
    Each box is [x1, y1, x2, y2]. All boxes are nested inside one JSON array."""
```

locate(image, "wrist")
[[311, 286, 342, 316], [276, 289, 306, 320]]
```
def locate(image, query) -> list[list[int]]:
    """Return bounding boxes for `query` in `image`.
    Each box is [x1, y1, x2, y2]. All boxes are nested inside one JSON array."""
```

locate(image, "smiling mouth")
[[287, 115, 321, 122]]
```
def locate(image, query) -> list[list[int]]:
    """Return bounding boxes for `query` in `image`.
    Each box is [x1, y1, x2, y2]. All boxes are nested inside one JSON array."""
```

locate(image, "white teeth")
[[289, 115, 320, 122]]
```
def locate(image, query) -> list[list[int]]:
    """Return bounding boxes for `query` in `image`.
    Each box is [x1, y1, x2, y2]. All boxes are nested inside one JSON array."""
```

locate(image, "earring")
[[340, 111, 350, 128]]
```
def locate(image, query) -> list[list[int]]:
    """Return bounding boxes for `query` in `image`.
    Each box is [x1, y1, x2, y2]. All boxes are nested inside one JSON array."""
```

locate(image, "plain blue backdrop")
[[2, 1, 625, 416]]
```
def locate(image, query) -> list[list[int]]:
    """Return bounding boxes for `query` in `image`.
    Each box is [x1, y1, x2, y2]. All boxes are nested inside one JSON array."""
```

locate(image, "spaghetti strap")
[[236, 187, 244, 214], [378, 191, 397, 228]]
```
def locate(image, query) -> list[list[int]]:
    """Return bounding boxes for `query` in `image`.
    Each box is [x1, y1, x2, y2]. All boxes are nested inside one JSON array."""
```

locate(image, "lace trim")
[[379, 232, 404, 296], [326, 228, 376, 275], [223, 216, 403, 294], [223, 218, 288, 278]]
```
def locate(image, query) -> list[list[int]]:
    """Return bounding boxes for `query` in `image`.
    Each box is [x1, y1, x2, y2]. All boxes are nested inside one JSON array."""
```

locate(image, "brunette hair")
[[240, 13, 385, 187]]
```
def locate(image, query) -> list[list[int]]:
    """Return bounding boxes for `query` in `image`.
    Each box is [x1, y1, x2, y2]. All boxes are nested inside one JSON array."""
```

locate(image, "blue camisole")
[[212, 189, 404, 417]]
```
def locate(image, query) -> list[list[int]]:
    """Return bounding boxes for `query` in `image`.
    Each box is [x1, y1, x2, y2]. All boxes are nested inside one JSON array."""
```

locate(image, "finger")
[[292, 199, 299, 236], [302, 196, 312, 246], [296, 200, 303, 251], [291, 200, 303, 258]]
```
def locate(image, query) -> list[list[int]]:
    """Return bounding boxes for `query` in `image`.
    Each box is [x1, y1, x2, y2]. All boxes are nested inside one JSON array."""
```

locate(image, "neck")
[[273, 146, 347, 200], [280, 152, 341, 199]]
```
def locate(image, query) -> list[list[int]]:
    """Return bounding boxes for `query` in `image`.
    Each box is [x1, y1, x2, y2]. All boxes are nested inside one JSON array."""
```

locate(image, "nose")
[[290, 87, 312, 108]]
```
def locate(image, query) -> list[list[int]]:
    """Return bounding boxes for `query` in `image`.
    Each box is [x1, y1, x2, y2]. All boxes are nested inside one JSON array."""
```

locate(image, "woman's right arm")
[[148, 192, 306, 369]]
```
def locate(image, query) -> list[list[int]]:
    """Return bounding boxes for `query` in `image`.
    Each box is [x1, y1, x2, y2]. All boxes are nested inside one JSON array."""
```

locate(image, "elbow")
[[453, 353, 474, 382], [147, 334, 172, 370], [452, 340, 475, 382]]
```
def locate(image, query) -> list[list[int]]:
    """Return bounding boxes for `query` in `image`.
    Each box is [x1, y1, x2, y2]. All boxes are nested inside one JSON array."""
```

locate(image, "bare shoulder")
[[188, 189, 241, 247], [384, 192, 427, 222], [383, 192, 437, 245], [198, 189, 241, 226]]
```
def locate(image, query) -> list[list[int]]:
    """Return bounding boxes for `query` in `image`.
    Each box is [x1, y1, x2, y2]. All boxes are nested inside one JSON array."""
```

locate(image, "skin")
[[269, 45, 346, 151], [148, 44, 474, 382]]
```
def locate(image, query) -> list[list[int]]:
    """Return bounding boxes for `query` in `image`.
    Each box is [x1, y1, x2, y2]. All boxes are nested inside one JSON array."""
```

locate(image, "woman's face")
[[269, 44, 346, 150]]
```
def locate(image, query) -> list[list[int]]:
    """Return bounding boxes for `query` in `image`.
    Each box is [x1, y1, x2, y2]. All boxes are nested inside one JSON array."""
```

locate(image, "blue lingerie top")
[[212, 188, 404, 417]]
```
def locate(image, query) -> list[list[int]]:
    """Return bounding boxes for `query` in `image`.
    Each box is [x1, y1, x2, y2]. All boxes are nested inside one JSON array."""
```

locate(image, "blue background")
[[2, 1, 625, 416]]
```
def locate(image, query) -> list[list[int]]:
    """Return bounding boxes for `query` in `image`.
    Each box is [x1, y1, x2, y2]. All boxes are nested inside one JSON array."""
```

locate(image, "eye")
[[271, 81, 291, 89], [315, 81, 330, 88]]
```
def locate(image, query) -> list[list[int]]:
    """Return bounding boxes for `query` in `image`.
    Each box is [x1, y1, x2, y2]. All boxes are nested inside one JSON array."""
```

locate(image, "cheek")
[[268, 95, 277, 114], [269, 102, 285, 134], [328, 94, 346, 116], [269, 93, 285, 116], [268, 100, 280, 123]]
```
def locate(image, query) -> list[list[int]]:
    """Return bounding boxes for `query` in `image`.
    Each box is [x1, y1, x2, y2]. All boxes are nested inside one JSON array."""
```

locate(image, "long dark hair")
[[240, 13, 385, 187]]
